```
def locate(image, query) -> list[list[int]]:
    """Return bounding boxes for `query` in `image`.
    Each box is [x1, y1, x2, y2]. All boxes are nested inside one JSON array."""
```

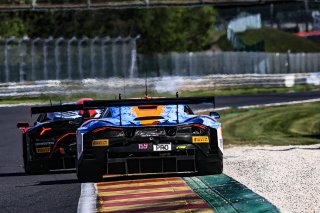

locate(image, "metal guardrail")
[[0, 73, 318, 98], [0, 0, 305, 11]]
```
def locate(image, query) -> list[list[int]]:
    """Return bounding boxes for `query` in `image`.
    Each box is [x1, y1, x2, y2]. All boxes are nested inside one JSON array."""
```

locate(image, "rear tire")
[[77, 160, 104, 182], [23, 138, 49, 175], [25, 160, 49, 175]]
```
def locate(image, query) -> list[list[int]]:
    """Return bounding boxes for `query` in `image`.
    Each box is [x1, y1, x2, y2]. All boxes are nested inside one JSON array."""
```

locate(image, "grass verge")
[[216, 27, 320, 52], [219, 101, 320, 146]]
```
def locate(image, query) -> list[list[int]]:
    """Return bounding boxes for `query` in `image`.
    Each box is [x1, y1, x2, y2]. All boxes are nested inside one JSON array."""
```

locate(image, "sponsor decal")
[[192, 136, 209, 143], [138, 143, 149, 150], [36, 147, 50, 153], [92, 139, 109, 147], [176, 145, 187, 150], [35, 141, 55, 147], [153, 143, 172, 151]]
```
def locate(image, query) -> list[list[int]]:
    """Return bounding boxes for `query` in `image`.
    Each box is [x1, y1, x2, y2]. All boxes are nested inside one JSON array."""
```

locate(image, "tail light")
[[124, 129, 135, 138], [177, 124, 208, 135], [191, 124, 208, 135], [166, 127, 176, 136], [40, 127, 52, 136]]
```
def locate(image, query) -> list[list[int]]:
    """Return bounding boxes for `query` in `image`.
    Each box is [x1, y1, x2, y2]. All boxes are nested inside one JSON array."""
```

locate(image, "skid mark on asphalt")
[[96, 177, 212, 213]]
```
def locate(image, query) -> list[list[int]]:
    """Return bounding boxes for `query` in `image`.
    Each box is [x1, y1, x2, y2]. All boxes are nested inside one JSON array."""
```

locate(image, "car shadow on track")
[[0, 169, 76, 177], [0, 172, 28, 177], [36, 179, 79, 186], [96, 172, 196, 183]]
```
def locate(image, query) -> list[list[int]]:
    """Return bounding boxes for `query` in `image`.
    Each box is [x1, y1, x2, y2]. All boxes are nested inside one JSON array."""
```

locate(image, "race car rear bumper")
[[80, 145, 222, 175], [106, 155, 196, 174]]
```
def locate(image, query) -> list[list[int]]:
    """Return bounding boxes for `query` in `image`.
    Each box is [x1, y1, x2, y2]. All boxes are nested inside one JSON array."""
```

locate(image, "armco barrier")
[[0, 73, 318, 98]]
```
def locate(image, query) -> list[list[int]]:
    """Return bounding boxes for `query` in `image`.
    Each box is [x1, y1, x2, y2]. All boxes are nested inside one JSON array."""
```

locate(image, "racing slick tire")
[[23, 141, 49, 175], [76, 159, 104, 182], [24, 160, 50, 175], [197, 159, 223, 175]]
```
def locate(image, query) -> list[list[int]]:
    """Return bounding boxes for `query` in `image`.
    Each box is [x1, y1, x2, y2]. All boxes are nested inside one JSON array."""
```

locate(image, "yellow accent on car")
[[192, 136, 209, 143], [92, 139, 109, 147], [36, 147, 50, 153], [132, 105, 165, 125], [176, 145, 187, 150]]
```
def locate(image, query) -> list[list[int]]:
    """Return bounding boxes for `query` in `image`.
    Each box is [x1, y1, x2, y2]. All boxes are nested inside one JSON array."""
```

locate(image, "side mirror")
[[17, 122, 29, 129], [209, 112, 220, 119]]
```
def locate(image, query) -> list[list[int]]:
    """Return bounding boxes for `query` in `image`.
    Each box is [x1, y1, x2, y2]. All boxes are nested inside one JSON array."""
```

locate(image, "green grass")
[[1, 85, 319, 105], [219, 102, 320, 146], [216, 27, 320, 53]]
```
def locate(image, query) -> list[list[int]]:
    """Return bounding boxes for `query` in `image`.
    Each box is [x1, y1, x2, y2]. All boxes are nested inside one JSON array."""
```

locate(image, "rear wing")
[[83, 96, 215, 125], [83, 96, 215, 109], [31, 104, 83, 115]]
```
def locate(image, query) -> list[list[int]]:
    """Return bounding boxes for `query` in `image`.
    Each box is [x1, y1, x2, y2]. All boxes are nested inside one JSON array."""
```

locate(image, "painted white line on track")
[[194, 98, 320, 113], [0, 103, 43, 108], [237, 98, 320, 109], [77, 183, 97, 213]]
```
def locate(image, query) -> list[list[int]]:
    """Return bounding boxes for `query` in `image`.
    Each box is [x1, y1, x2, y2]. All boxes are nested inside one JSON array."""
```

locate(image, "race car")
[[17, 98, 101, 174], [76, 96, 223, 182]]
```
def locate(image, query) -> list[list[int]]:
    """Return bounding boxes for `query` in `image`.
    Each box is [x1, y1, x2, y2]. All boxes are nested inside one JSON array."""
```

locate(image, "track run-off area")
[[1, 91, 320, 213]]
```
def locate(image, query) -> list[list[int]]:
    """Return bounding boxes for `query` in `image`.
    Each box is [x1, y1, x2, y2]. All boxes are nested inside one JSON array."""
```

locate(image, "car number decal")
[[153, 144, 171, 151], [36, 147, 50, 153], [138, 143, 149, 150]]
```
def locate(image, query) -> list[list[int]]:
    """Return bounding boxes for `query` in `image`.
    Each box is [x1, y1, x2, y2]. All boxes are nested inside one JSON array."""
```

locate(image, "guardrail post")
[[31, 38, 40, 81], [101, 36, 110, 78], [54, 37, 64, 80], [43, 37, 53, 80], [18, 36, 29, 82], [4, 36, 15, 83], [286, 49, 291, 73], [78, 37, 88, 79], [112, 36, 121, 77], [67, 37, 77, 80], [129, 35, 139, 78], [90, 37, 99, 78]]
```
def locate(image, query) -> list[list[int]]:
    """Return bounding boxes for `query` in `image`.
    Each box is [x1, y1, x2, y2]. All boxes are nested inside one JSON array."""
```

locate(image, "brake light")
[[192, 124, 208, 135], [40, 127, 52, 136]]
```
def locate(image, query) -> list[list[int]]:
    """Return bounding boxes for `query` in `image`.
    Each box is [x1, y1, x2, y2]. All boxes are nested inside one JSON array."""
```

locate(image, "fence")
[[0, 36, 138, 83], [137, 51, 320, 77], [0, 38, 320, 83]]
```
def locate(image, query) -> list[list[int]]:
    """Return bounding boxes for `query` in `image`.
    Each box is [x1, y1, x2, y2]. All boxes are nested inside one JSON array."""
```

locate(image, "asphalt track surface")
[[0, 90, 319, 213]]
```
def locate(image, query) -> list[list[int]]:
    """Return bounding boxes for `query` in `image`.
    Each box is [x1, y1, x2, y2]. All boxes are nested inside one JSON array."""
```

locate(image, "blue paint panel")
[[79, 105, 221, 133]]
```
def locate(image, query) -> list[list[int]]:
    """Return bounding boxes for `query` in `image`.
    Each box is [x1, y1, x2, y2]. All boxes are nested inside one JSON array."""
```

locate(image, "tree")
[[135, 6, 218, 53], [0, 14, 27, 38]]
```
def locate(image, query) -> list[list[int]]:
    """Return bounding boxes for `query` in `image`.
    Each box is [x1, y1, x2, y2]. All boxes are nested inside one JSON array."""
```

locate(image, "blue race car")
[[76, 96, 223, 182], [17, 98, 102, 174]]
